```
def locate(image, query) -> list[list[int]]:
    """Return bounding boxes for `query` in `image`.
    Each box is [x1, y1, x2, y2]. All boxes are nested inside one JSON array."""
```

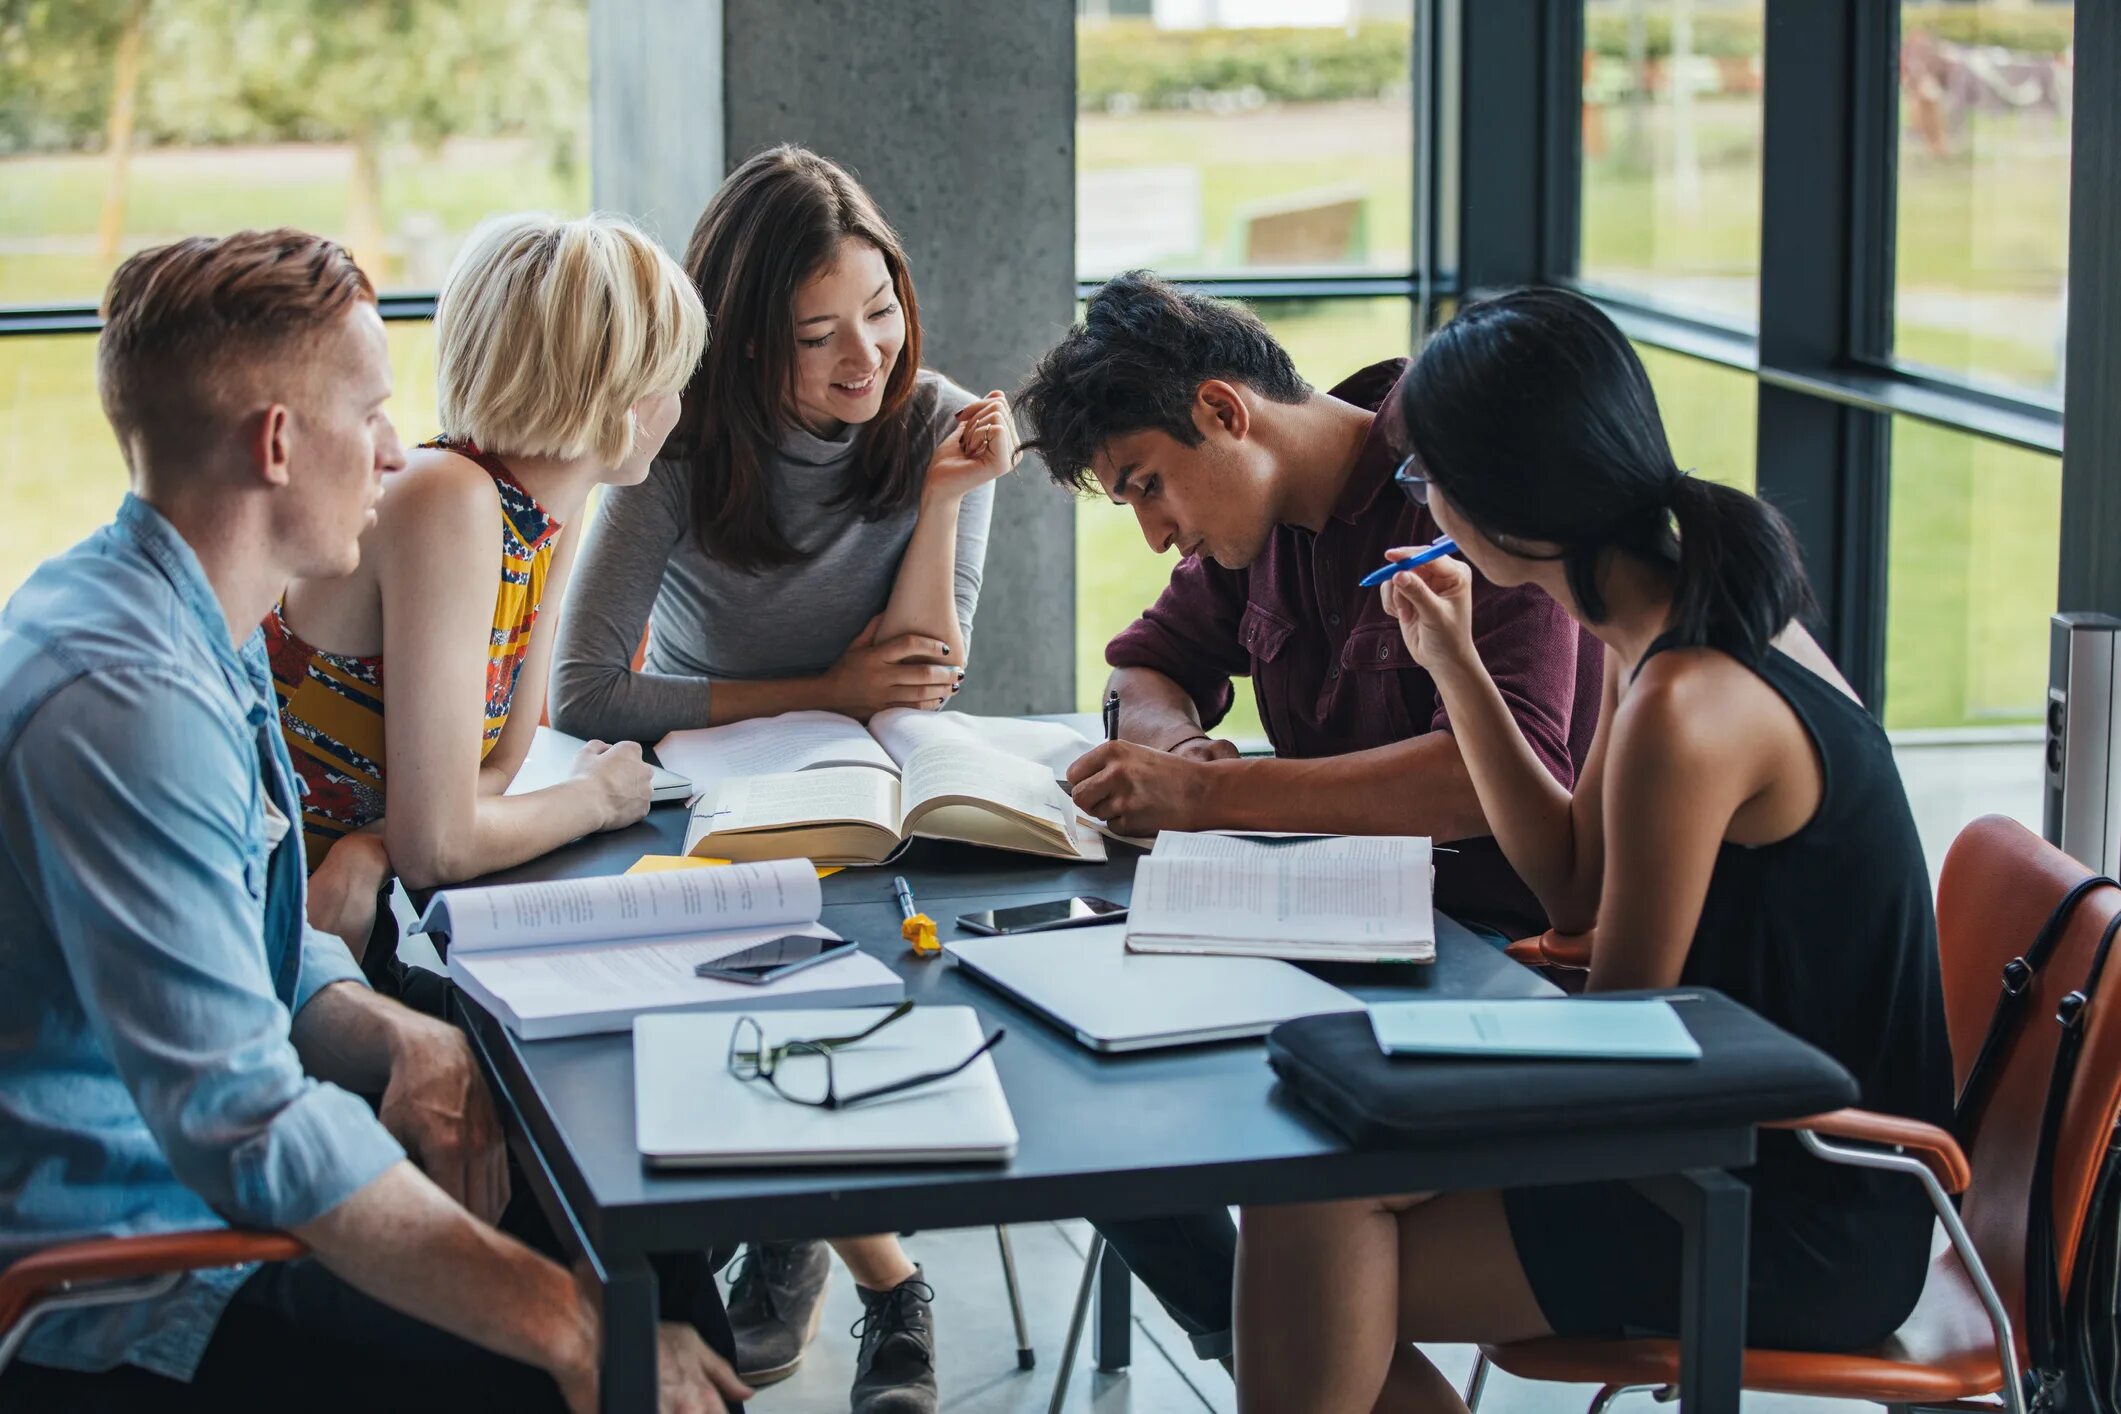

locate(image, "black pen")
[[1103, 689, 1120, 744]]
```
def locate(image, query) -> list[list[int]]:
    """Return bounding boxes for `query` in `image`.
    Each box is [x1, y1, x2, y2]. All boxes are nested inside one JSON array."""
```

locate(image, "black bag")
[[1265, 987, 1855, 1152], [1954, 875, 2121, 1414]]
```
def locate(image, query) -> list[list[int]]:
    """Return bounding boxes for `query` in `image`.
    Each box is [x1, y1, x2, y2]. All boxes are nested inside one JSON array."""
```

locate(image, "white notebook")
[[1124, 831, 1436, 965], [421, 860, 903, 1040], [635, 1007, 1018, 1168]]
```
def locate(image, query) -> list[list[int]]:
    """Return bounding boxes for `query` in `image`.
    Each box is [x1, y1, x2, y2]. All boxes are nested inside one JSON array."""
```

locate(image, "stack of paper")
[[1124, 831, 1435, 964]]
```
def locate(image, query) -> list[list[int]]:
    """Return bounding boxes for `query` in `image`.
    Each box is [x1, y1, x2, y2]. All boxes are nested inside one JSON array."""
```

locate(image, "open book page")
[[1128, 832, 1434, 947], [897, 741, 1101, 858], [507, 726, 691, 801], [656, 711, 894, 792], [687, 767, 901, 842], [417, 858, 823, 954], [870, 709, 1101, 780]]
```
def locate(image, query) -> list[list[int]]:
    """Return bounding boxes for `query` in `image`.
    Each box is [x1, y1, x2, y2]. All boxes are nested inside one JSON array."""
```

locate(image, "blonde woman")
[[270, 213, 708, 967]]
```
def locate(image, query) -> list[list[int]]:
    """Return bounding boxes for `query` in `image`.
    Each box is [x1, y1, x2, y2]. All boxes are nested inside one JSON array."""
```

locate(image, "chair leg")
[[1463, 1350, 1492, 1410], [1047, 1234, 1106, 1414], [995, 1225, 1035, 1371], [1586, 1383, 1667, 1414]]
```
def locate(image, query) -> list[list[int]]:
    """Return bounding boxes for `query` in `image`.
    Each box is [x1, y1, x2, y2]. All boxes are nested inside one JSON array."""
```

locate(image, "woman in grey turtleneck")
[[550, 147, 1017, 1414], [550, 144, 1015, 750]]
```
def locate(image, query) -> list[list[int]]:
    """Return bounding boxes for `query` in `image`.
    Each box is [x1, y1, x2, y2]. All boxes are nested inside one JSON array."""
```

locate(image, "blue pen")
[[1357, 537, 1459, 588]]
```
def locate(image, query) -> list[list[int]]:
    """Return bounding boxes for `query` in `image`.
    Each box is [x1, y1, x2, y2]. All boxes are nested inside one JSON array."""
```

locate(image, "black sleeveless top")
[[1506, 646, 1954, 1351]]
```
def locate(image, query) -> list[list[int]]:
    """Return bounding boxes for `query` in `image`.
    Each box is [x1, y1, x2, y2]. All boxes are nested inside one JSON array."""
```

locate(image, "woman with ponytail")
[[1233, 289, 1952, 1412]]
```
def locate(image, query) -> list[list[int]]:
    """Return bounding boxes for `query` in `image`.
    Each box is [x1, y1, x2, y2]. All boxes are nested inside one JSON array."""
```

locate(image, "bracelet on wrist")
[[1164, 733, 1214, 755]]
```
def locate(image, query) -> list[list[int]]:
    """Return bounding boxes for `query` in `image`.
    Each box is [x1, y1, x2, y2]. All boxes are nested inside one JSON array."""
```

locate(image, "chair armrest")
[[1504, 931, 1592, 971], [1771, 1108, 1971, 1194], [0, 1230, 305, 1331]]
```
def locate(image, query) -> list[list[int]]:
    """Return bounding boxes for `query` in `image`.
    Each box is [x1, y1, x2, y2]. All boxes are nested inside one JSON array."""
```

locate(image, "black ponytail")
[[1659, 474, 1814, 664], [1397, 286, 1815, 665]]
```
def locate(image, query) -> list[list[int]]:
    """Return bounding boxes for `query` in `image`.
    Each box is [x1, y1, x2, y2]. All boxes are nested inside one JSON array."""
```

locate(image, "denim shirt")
[[0, 495, 405, 1379]]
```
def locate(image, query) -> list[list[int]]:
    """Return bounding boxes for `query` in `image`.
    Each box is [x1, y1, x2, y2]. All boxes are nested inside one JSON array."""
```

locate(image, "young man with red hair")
[[0, 230, 746, 1413]]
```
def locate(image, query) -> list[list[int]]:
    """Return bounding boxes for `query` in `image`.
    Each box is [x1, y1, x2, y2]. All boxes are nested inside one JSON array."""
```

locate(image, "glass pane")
[[0, 3, 590, 307], [1076, 6, 1415, 278], [1894, 2, 2073, 398], [1074, 297, 1415, 735], [1580, 1, 1765, 328], [1884, 416, 2060, 730], [0, 323, 441, 604], [1634, 343, 1756, 492]]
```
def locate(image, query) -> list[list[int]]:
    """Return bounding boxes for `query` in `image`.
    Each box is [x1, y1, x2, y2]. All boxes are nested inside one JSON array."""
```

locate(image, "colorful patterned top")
[[264, 438, 563, 866]]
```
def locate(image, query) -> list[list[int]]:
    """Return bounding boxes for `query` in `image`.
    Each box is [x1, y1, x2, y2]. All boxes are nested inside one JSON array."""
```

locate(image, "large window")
[[1884, 419, 2061, 730], [0, 2, 591, 307], [1636, 342, 1757, 491], [0, 2, 590, 600], [0, 324, 444, 602], [1074, 1, 1421, 743], [1579, 1, 1765, 328], [1893, 1, 2073, 398], [1076, 3, 1414, 278]]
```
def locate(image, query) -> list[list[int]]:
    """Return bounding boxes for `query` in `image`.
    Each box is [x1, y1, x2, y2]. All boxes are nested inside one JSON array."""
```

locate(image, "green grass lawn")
[[2, 99, 2070, 731]]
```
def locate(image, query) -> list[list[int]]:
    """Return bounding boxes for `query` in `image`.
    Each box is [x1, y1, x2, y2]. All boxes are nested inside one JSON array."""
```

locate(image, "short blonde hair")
[[435, 213, 708, 465]]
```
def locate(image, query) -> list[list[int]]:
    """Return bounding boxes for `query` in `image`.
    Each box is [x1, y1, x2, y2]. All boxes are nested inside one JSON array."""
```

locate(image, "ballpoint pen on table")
[[894, 874, 939, 955], [1357, 536, 1459, 588]]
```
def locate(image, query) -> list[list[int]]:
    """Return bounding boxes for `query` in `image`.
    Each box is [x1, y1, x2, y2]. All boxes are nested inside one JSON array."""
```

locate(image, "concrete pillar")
[[721, 0, 1079, 714], [589, 0, 726, 253]]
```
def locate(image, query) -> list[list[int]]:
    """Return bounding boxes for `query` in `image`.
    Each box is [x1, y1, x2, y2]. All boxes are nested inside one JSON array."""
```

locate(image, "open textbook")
[[419, 858, 903, 1039], [656, 708, 1099, 787], [661, 710, 1106, 866], [1124, 831, 1436, 964]]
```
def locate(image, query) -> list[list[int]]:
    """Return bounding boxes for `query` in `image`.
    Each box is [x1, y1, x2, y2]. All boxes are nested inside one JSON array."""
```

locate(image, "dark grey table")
[[451, 805, 1761, 1414]]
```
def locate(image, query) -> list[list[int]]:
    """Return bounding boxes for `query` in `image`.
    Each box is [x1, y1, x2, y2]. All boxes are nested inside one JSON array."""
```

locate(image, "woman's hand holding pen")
[[820, 614, 963, 720], [1379, 548, 1479, 679], [923, 390, 1020, 503]]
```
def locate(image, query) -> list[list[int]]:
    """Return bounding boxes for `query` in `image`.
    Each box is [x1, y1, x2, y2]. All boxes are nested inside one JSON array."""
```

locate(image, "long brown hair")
[[673, 145, 927, 572]]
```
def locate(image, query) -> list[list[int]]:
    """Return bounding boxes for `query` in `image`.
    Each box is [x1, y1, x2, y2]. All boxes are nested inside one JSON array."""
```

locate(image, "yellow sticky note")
[[625, 854, 841, 879], [626, 854, 727, 874]]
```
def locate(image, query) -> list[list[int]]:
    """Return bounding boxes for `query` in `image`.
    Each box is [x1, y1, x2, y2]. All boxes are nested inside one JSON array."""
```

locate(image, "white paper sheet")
[[1127, 832, 1434, 948]]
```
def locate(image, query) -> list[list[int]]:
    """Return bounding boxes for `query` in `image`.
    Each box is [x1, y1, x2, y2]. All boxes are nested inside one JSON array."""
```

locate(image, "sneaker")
[[726, 1239, 831, 1386], [849, 1269, 939, 1414]]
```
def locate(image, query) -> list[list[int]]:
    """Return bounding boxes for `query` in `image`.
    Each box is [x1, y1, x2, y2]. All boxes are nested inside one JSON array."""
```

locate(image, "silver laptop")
[[944, 925, 1364, 1053]]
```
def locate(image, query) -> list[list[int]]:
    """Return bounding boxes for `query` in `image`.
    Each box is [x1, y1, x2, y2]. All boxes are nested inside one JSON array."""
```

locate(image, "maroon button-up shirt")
[[1105, 358, 1604, 936]]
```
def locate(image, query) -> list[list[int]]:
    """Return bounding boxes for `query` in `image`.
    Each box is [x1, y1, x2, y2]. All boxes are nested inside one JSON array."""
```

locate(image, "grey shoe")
[[726, 1240, 831, 1386], [849, 1269, 939, 1414]]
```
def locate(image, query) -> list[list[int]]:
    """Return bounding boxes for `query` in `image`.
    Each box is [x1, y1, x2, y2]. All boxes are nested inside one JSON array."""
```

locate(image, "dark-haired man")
[[1019, 272, 1601, 1367], [1024, 271, 1601, 937], [0, 231, 746, 1411]]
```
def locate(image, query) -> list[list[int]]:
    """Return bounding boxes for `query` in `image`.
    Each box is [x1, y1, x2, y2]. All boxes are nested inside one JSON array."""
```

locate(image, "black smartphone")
[[694, 934, 859, 984], [955, 896, 1129, 936]]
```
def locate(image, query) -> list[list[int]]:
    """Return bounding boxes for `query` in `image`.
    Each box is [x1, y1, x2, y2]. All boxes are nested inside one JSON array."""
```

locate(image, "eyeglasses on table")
[[726, 1000, 1007, 1111]]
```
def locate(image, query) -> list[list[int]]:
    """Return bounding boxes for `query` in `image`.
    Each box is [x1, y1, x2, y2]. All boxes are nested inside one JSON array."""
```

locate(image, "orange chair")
[[1507, 930, 1593, 971], [0, 1229, 304, 1375], [1464, 816, 2121, 1414]]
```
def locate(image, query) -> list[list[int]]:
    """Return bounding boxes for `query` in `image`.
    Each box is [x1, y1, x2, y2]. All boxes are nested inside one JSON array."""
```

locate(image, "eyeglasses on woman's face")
[[1393, 453, 1430, 507]]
